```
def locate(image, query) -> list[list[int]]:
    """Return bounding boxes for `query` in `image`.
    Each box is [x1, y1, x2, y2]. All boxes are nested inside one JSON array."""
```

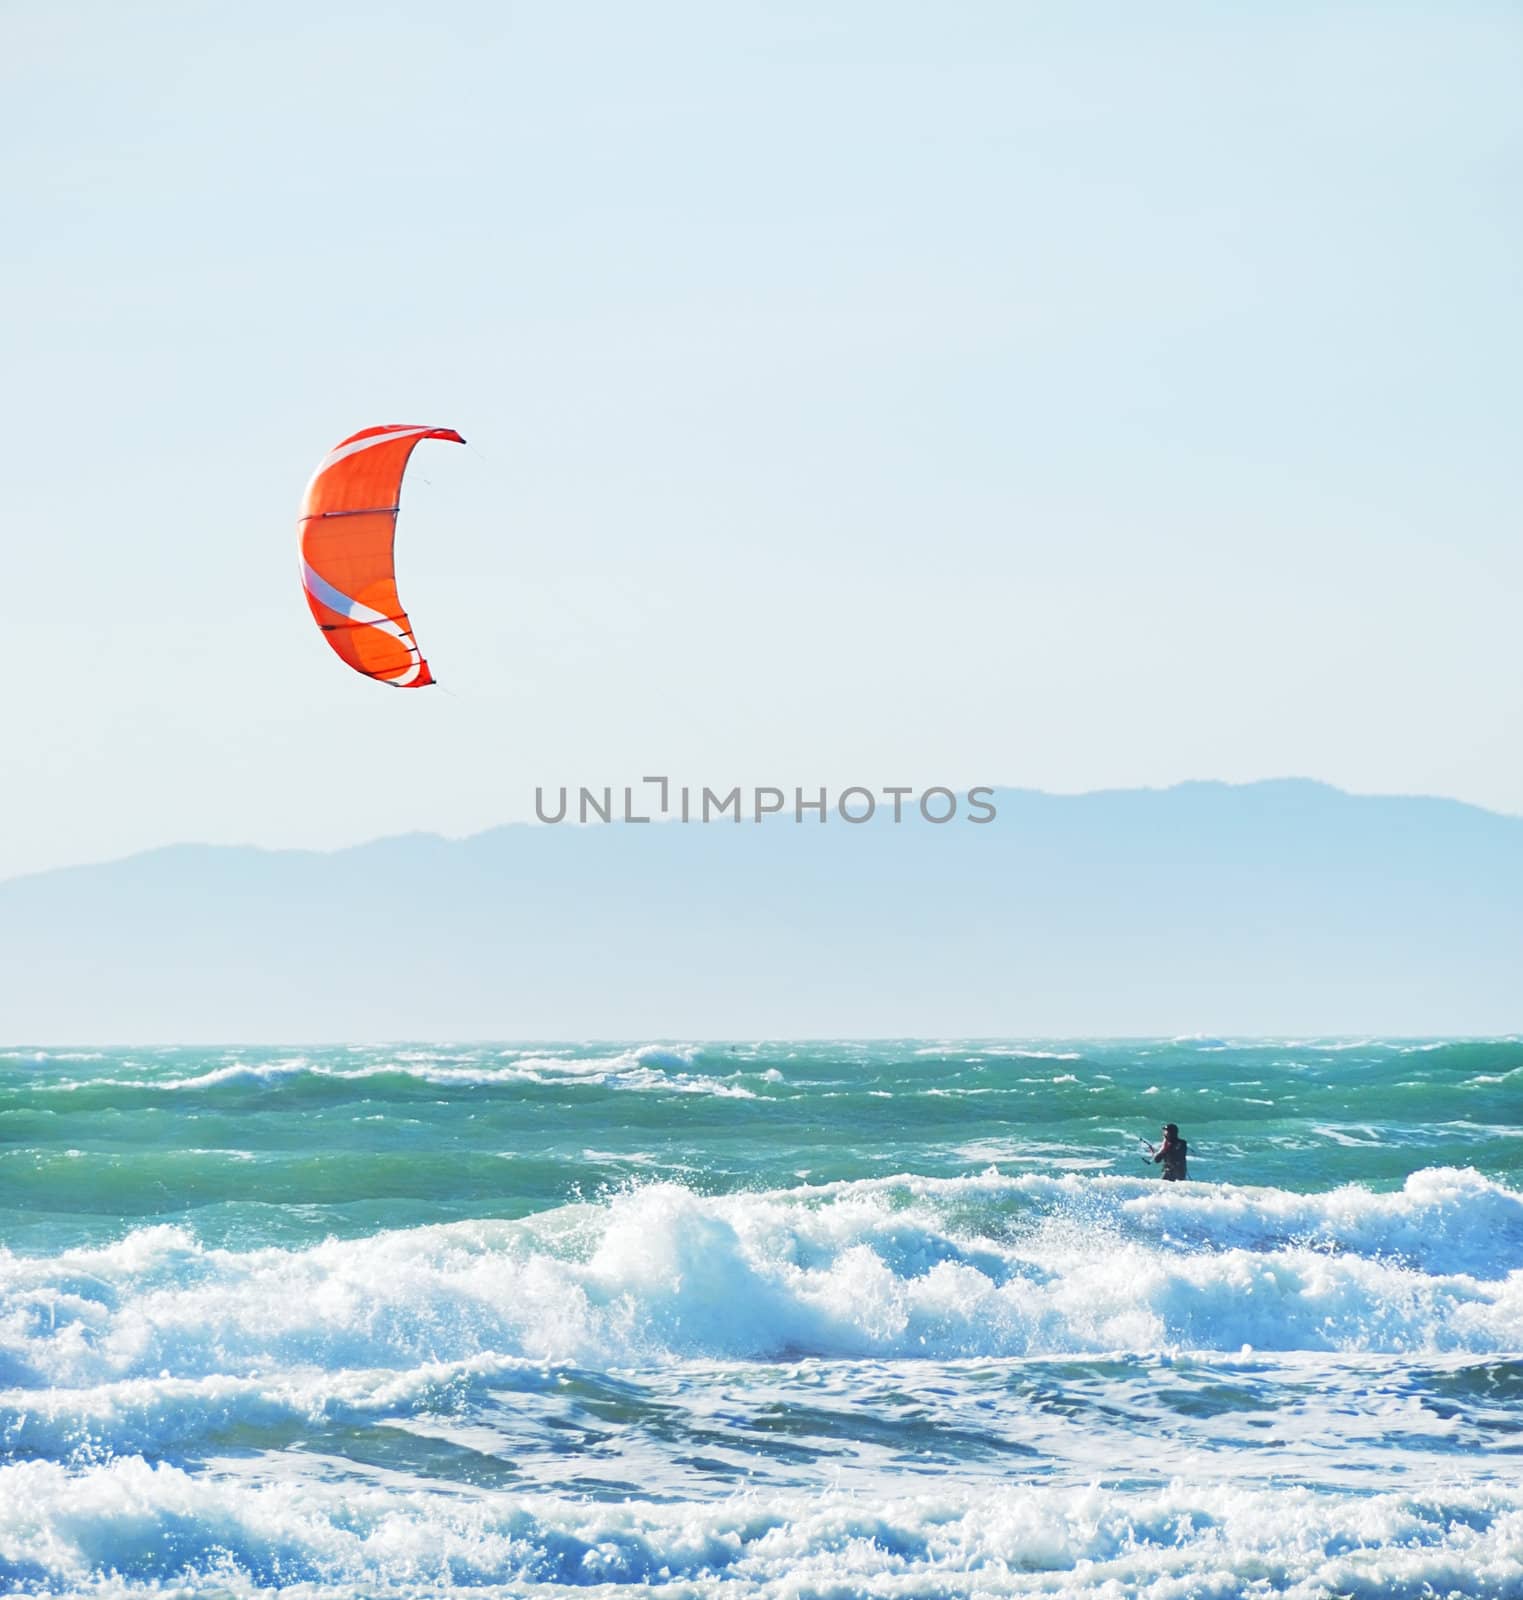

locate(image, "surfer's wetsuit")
[[1154, 1137, 1188, 1181]]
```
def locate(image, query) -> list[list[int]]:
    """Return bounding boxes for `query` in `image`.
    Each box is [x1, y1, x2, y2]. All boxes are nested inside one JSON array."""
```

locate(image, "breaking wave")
[[3, 1169, 1518, 1403]]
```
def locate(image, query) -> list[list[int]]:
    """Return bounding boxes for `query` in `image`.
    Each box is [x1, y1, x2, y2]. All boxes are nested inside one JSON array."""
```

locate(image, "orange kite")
[[298, 424, 464, 687]]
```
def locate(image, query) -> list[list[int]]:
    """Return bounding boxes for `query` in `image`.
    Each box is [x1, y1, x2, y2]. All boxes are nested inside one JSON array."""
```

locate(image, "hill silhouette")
[[2, 781, 1519, 1041]]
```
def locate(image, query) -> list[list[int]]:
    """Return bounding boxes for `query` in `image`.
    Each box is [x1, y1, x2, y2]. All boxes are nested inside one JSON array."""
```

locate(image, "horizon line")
[[6, 1032, 1519, 1053]]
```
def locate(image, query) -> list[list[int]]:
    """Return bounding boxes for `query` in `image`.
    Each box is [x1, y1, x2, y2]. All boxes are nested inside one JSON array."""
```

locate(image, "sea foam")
[[3, 1170, 1519, 1398], [1, 1456, 1520, 1597]]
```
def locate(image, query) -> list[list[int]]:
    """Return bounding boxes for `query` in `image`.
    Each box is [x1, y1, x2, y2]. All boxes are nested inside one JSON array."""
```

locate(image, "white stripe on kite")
[[305, 426, 436, 493], [300, 559, 423, 680]]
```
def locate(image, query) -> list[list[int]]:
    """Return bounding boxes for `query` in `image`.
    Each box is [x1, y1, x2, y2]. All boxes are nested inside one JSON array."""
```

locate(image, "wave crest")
[[3, 1169, 1520, 1391]]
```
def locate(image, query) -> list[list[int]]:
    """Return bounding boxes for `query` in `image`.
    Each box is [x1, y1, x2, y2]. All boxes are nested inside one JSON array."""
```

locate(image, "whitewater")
[[1, 1039, 1520, 1598]]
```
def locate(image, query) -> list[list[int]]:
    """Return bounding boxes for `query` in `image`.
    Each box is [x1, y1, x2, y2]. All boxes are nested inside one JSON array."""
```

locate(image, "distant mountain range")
[[2, 781, 1519, 1042]]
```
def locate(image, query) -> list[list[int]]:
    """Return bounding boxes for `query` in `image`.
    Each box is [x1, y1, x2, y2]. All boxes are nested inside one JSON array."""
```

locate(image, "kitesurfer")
[[1144, 1123, 1189, 1181]]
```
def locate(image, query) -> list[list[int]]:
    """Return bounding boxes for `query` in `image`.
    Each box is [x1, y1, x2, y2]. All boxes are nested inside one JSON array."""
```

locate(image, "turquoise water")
[[2, 1039, 1521, 1596]]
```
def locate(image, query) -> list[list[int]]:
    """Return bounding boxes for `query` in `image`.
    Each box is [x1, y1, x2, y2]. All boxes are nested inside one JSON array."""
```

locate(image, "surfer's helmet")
[[1164, 1123, 1178, 1136]]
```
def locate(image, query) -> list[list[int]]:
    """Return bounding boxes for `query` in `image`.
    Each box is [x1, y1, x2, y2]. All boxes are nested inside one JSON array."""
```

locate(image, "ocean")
[[1, 1038, 1520, 1598]]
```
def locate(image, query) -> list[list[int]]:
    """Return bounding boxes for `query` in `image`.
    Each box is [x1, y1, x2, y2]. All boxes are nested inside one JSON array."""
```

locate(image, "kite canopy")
[[298, 424, 464, 688]]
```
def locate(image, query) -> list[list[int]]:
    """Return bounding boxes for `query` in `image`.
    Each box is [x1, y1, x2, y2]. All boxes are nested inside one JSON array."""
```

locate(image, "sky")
[[2, 1, 1520, 881]]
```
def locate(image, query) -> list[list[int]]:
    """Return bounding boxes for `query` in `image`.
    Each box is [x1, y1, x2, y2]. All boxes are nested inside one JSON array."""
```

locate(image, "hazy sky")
[[3, 1, 1519, 880]]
